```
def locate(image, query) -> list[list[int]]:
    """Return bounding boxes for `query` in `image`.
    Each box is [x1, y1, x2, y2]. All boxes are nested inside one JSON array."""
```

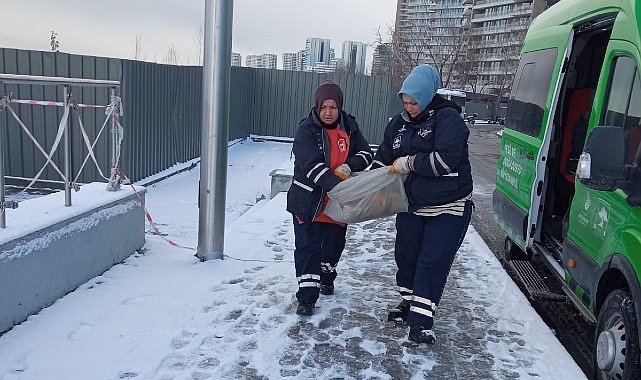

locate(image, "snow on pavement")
[[0, 139, 586, 379]]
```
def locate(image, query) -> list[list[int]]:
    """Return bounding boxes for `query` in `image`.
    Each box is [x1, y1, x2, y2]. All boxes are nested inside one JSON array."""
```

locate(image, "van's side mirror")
[[578, 126, 626, 191]]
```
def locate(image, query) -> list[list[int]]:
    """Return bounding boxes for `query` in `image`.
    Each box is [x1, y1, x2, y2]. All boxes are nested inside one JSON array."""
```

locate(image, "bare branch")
[[163, 43, 179, 65], [193, 29, 203, 65], [134, 35, 142, 60]]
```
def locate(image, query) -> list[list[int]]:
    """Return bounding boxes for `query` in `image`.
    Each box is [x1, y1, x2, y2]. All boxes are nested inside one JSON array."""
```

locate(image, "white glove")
[[390, 156, 412, 174], [334, 163, 351, 180]]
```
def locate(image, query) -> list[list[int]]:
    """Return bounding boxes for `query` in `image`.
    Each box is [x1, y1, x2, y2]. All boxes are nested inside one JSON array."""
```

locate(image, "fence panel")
[[0, 48, 120, 188], [2, 48, 395, 184], [248, 69, 392, 144]]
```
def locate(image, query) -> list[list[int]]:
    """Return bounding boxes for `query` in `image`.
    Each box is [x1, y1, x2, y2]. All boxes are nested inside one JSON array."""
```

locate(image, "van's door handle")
[[526, 151, 535, 160]]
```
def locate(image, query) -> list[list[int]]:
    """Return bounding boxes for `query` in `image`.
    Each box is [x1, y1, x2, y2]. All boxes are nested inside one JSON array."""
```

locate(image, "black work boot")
[[320, 283, 334, 295], [408, 325, 436, 344], [296, 301, 315, 316], [387, 299, 411, 323]]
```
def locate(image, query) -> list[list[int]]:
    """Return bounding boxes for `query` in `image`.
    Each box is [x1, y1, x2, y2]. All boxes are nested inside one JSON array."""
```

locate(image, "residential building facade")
[[340, 40, 368, 75], [394, 0, 551, 95], [466, 0, 548, 96], [245, 55, 262, 68], [262, 54, 277, 69], [394, 0, 467, 88], [245, 53, 277, 69], [282, 51, 305, 71], [282, 37, 370, 74], [305, 37, 332, 71], [231, 52, 241, 67], [372, 43, 392, 76]]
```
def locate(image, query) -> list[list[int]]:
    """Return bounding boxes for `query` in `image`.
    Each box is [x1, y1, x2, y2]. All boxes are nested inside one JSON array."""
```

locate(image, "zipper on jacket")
[[312, 127, 331, 218]]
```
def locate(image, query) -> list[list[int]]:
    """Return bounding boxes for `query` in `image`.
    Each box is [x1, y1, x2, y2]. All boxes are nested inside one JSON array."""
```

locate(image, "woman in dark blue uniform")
[[286, 81, 373, 316], [372, 65, 473, 344]]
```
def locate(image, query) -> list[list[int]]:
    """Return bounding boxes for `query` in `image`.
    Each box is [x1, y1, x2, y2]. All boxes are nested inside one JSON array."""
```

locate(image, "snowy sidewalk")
[[0, 140, 586, 379]]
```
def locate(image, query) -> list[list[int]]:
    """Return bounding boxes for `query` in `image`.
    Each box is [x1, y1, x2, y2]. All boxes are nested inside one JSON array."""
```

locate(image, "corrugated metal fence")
[[1, 48, 394, 184]]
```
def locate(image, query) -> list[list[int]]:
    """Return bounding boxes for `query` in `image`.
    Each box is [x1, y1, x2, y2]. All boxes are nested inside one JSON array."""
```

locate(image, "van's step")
[[508, 260, 567, 301]]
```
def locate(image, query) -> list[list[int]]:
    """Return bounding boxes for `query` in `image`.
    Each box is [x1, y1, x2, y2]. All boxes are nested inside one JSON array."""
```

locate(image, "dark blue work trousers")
[[394, 200, 473, 329], [293, 217, 347, 304]]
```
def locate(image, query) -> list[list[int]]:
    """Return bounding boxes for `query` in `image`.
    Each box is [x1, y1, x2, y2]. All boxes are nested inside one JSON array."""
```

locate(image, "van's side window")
[[506, 48, 557, 137], [602, 56, 641, 165]]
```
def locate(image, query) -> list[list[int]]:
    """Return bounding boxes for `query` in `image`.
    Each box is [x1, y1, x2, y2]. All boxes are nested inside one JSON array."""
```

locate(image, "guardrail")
[[0, 74, 122, 228]]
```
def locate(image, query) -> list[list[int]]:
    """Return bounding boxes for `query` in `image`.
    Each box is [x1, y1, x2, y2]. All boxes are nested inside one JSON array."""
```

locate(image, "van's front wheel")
[[595, 289, 641, 380]]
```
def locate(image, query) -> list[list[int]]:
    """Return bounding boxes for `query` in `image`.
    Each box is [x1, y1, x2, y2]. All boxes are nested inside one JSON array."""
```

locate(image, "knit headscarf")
[[315, 80, 344, 111], [398, 65, 441, 111]]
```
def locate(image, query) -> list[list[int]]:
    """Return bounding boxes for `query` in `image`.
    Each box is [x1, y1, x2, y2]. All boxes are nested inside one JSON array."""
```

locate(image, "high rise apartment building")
[[245, 54, 277, 69], [305, 38, 332, 71], [372, 43, 392, 76], [245, 55, 262, 68], [231, 52, 241, 67], [340, 41, 368, 75], [283, 51, 305, 71], [262, 54, 277, 69], [394, 0, 549, 95], [395, 0, 467, 88], [467, 0, 547, 95], [282, 37, 367, 74]]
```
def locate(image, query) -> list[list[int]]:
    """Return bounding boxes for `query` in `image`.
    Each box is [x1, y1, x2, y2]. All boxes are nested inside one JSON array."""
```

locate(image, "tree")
[[373, 26, 423, 90], [369, 35, 393, 77], [421, 25, 469, 89], [163, 43, 178, 65], [50, 30, 60, 52], [134, 34, 142, 60], [377, 4, 471, 91], [494, 46, 519, 98], [457, 48, 485, 94], [193, 29, 203, 65]]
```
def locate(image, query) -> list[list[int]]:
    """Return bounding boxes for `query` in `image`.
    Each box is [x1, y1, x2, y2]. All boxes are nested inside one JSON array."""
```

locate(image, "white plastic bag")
[[324, 166, 408, 223]]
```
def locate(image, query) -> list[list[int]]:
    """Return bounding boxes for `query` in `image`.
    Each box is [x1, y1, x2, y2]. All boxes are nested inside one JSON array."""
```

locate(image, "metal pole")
[[63, 85, 72, 206], [197, 0, 233, 261], [111, 87, 117, 176], [0, 107, 5, 228], [0, 104, 17, 227], [106, 87, 120, 191]]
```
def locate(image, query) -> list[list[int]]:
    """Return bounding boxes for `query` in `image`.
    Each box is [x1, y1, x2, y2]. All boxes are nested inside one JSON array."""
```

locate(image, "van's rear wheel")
[[595, 289, 641, 380]]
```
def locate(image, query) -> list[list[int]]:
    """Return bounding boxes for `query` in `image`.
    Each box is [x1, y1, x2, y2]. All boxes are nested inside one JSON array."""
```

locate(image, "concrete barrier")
[[0, 183, 146, 334], [269, 169, 293, 199]]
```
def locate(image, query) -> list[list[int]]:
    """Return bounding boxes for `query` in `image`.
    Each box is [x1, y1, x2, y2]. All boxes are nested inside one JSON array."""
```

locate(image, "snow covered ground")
[[0, 138, 587, 379]]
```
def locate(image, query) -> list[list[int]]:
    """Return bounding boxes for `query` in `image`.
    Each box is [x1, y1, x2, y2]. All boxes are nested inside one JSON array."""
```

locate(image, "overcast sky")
[[0, 0, 397, 69]]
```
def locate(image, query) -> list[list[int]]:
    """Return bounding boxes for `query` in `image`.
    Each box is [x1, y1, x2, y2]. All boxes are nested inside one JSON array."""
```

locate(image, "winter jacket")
[[373, 95, 473, 211], [286, 109, 373, 222]]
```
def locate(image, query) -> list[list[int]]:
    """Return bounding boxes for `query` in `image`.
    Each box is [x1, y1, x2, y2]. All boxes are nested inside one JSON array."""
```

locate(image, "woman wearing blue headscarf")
[[372, 65, 473, 344]]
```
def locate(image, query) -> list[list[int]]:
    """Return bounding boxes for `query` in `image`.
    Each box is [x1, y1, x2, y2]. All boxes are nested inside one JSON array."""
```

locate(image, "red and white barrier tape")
[[6, 104, 67, 182], [124, 170, 292, 263], [126, 181, 196, 252], [72, 107, 109, 182]]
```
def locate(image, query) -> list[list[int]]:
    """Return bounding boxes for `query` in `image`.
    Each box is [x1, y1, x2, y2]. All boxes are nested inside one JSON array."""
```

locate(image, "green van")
[[493, 0, 641, 378]]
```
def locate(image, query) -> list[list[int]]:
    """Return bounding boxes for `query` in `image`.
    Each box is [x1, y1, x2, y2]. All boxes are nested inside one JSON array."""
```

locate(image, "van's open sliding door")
[[494, 25, 573, 250]]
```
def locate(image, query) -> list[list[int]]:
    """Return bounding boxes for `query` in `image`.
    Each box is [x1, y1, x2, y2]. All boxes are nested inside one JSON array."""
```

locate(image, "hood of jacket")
[[401, 94, 462, 123], [398, 65, 441, 111]]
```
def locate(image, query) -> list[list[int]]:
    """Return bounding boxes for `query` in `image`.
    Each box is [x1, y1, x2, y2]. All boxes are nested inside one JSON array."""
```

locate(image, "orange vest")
[[315, 126, 349, 225]]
